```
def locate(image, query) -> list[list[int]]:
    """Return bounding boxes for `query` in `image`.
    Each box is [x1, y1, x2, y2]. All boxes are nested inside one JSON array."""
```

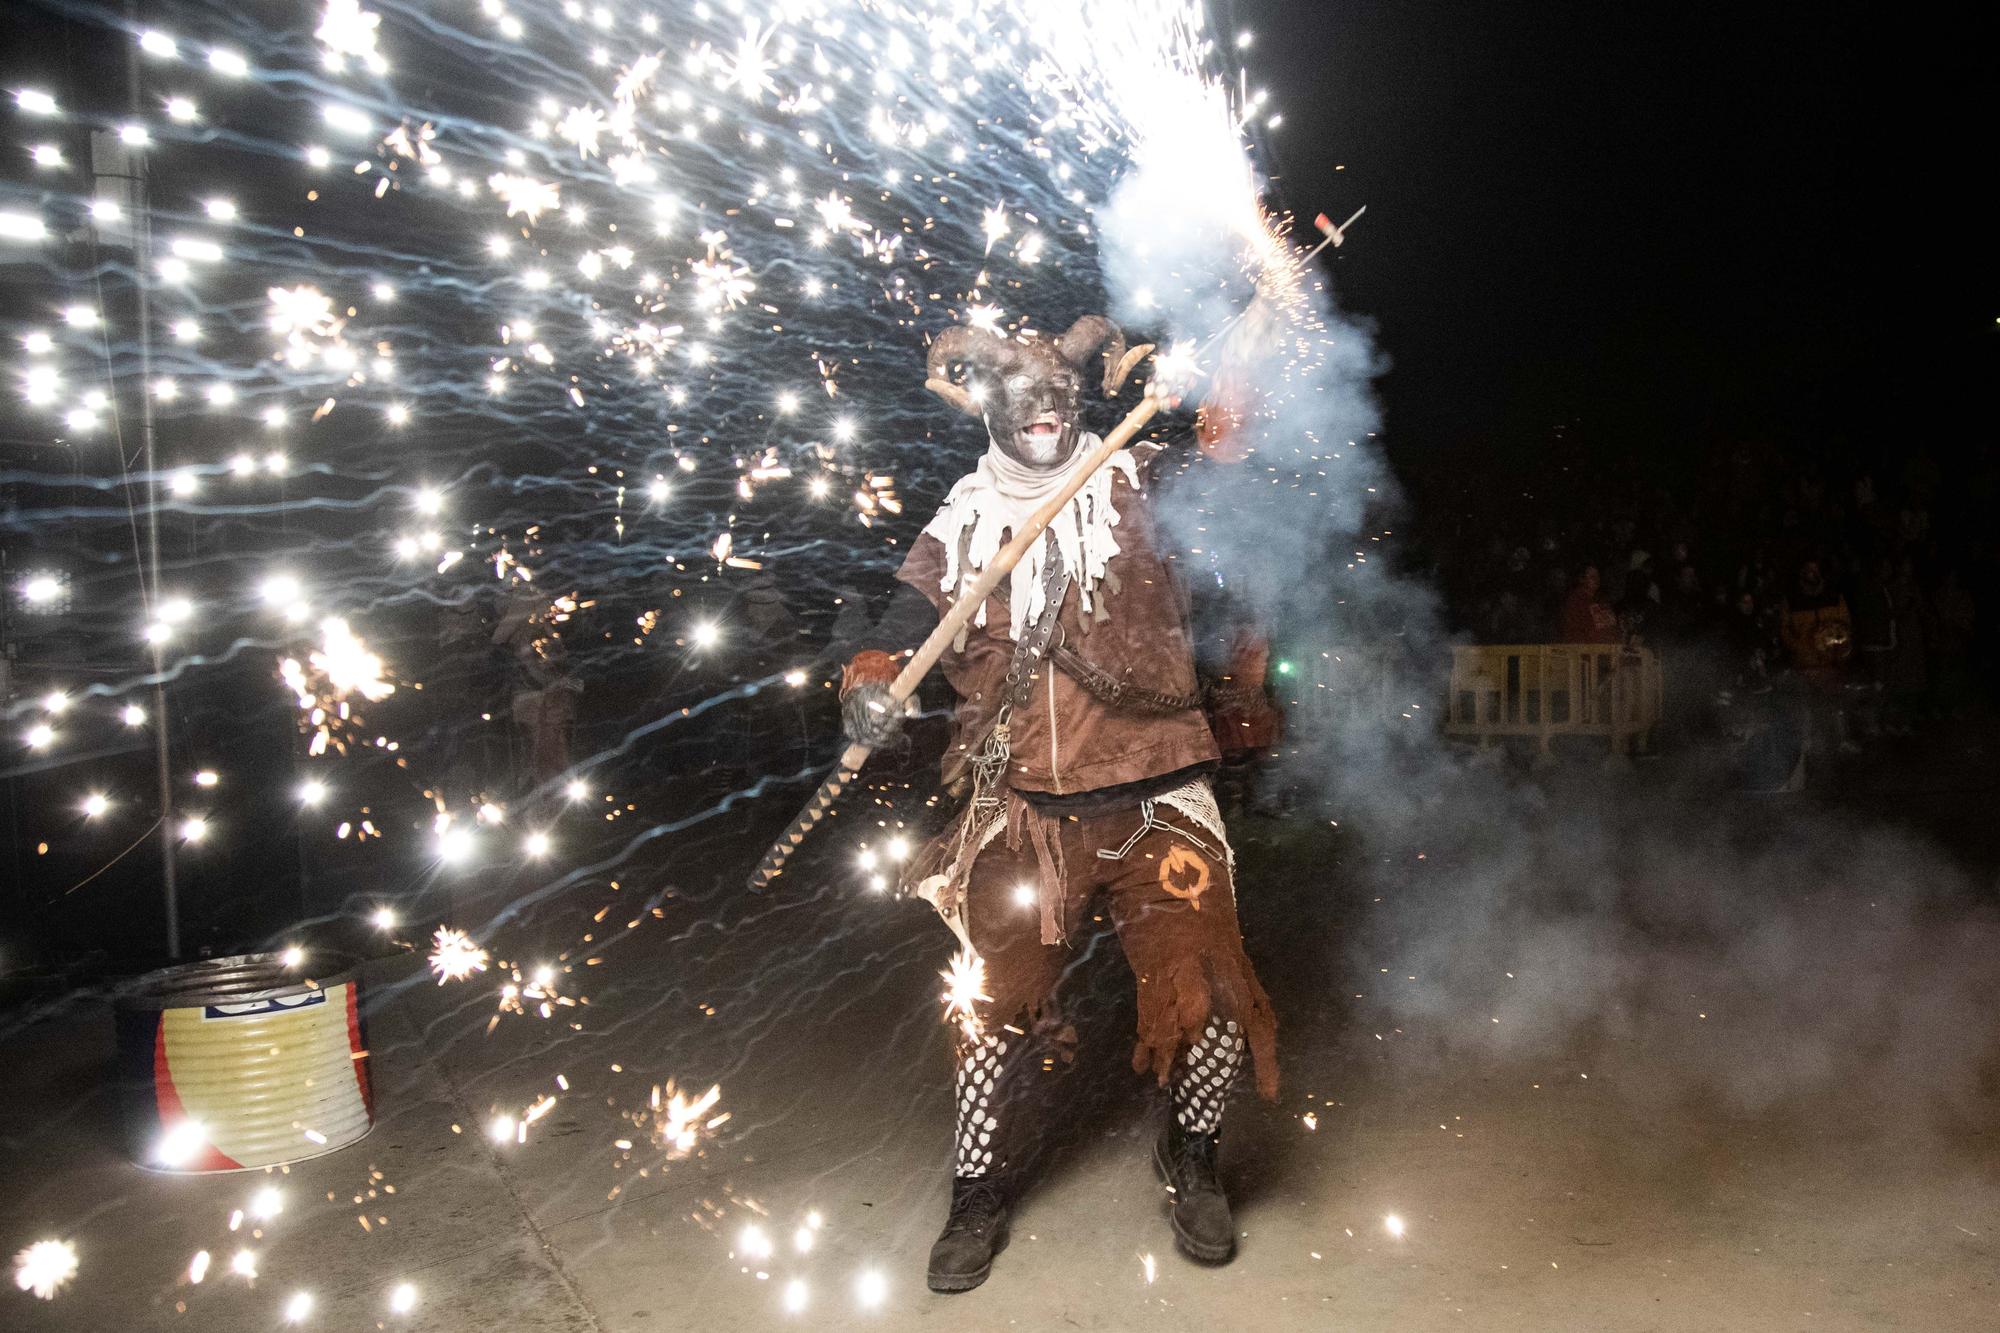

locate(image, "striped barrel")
[[115, 953, 374, 1172]]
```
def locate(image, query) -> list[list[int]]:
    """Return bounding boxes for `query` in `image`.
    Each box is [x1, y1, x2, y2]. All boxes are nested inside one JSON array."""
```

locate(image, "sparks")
[[488, 172, 560, 221], [649, 1080, 723, 1157], [0, 15, 1338, 1310], [268, 284, 339, 340], [966, 303, 1006, 335], [12, 1240, 77, 1301], [725, 21, 779, 102], [939, 947, 990, 1039], [427, 926, 490, 983], [556, 104, 606, 158], [981, 203, 1010, 254], [316, 0, 387, 74]]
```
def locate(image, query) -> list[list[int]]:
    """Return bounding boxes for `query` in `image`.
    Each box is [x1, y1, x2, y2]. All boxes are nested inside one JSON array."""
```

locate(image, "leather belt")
[[1048, 638, 1202, 714]]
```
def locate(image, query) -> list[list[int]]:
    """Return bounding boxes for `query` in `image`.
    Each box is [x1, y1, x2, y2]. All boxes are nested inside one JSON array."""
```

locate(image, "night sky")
[[1232, 0, 1993, 469]]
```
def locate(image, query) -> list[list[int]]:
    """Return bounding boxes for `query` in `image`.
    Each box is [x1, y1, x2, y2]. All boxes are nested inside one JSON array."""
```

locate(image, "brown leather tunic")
[[895, 467, 1220, 796]]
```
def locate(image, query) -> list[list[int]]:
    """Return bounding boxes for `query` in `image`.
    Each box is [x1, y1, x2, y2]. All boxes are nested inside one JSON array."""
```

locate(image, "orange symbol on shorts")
[[1158, 844, 1210, 909]]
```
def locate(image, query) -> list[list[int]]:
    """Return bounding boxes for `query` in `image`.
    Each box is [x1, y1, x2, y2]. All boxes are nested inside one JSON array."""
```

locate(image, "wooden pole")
[[749, 389, 1163, 889]]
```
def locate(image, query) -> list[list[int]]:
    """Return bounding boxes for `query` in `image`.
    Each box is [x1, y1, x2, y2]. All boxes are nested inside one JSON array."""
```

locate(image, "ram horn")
[[925, 324, 1006, 416], [1109, 341, 1155, 393], [1055, 315, 1153, 395]]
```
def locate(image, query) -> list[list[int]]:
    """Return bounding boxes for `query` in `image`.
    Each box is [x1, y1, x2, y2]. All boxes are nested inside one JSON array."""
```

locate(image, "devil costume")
[[842, 316, 1277, 1292]]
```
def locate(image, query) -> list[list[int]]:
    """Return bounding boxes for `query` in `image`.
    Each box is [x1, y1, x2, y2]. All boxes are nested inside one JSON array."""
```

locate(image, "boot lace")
[[945, 1178, 1007, 1234], [1170, 1131, 1222, 1195]]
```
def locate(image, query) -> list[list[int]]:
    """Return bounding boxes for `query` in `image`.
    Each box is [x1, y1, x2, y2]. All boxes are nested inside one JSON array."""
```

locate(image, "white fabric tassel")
[[924, 432, 1140, 641]]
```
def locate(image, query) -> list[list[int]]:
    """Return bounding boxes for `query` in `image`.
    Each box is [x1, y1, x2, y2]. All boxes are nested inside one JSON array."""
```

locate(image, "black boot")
[[927, 1174, 1012, 1293], [1153, 1121, 1235, 1263]]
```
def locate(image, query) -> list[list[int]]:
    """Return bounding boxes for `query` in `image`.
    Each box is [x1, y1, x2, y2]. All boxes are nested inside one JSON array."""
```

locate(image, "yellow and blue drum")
[[115, 953, 373, 1172]]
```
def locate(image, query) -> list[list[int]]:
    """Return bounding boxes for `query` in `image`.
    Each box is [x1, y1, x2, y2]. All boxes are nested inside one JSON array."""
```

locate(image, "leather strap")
[[1048, 639, 1202, 714], [1001, 539, 1070, 713], [941, 540, 1067, 792]]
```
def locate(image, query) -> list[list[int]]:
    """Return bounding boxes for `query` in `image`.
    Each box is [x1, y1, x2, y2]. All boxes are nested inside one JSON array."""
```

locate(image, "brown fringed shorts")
[[961, 799, 1279, 1102]]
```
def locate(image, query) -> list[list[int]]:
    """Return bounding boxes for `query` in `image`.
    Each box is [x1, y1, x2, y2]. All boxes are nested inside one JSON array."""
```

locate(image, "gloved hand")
[[840, 650, 907, 748]]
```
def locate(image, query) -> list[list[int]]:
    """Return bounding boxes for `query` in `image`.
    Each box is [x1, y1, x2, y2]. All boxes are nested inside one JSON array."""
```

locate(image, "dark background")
[[1233, 0, 1994, 467]]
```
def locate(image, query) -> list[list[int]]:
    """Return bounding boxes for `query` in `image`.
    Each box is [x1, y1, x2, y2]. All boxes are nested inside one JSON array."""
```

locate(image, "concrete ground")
[[3, 751, 1997, 1331]]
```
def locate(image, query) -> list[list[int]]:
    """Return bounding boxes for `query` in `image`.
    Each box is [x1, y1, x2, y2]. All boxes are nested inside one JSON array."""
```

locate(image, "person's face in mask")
[[978, 345, 1083, 469]]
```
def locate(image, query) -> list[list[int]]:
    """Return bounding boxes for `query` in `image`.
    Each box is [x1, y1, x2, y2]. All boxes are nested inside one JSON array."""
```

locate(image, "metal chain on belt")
[[1204, 680, 1266, 712], [947, 539, 1067, 796], [932, 545, 1068, 910], [943, 537, 1196, 816]]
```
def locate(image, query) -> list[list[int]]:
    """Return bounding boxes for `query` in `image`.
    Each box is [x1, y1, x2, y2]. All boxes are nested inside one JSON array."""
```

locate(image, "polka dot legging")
[[950, 1018, 1245, 1178], [1173, 1019, 1245, 1135], [953, 1033, 1011, 1178]]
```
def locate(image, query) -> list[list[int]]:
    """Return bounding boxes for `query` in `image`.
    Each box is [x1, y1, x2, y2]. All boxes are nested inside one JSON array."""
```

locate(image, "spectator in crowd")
[[1929, 568, 1977, 716], [494, 592, 583, 788], [731, 572, 812, 774], [1617, 551, 1660, 642], [1778, 558, 1860, 755], [1723, 589, 1774, 688], [1483, 545, 1541, 642], [1780, 560, 1852, 677], [1852, 555, 1898, 737], [1381, 431, 1990, 767], [1560, 565, 1623, 644], [1888, 555, 1930, 726], [1659, 562, 1710, 645]]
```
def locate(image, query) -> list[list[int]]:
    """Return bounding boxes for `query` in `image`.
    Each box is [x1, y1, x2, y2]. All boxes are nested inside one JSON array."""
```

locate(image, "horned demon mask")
[[925, 316, 1153, 470]]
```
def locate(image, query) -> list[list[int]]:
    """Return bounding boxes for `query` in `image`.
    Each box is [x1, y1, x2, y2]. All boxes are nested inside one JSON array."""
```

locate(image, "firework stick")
[[1311, 204, 1367, 255], [748, 387, 1165, 891], [1183, 204, 1364, 376]]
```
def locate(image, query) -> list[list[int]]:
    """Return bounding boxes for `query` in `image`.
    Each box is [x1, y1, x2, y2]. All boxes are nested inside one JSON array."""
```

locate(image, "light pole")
[[91, 42, 178, 958]]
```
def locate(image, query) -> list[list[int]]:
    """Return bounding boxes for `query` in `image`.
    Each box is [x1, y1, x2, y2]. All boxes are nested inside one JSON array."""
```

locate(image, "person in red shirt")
[[1559, 564, 1623, 644]]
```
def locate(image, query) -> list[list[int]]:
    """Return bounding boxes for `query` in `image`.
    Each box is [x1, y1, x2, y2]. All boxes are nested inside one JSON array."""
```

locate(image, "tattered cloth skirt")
[[914, 779, 1278, 1101]]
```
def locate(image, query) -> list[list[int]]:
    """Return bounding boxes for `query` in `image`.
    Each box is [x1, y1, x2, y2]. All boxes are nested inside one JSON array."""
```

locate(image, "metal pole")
[[123, 19, 178, 957]]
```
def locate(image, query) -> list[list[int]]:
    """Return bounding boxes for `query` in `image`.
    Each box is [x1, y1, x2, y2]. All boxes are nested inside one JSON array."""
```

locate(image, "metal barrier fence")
[[1444, 644, 1663, 754]]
